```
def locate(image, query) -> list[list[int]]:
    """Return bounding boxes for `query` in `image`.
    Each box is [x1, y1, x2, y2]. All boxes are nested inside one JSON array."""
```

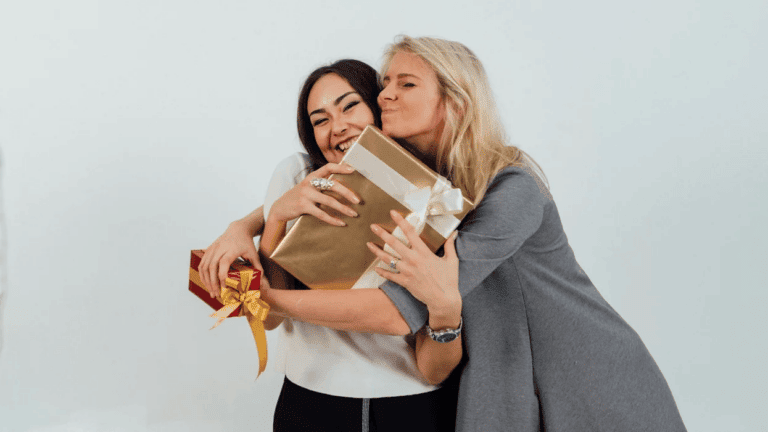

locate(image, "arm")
[[368, 168, 550, 383], [258, 281, 411, 335], [367, 212, 463, 385], [379, 168, 548, 333], [199, 206, 266, 299]]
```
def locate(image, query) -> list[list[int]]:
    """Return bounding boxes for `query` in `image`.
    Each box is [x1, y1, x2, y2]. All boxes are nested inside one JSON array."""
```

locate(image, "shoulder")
[[268, 153, 311, 186], [480, 165, 552, 211], [459, 165, 553, 238], [273, 152, 311, 179]]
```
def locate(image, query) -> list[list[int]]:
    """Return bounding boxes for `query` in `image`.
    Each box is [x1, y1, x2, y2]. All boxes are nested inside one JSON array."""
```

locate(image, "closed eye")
[[343, 100, 360, 111], [312, 118, 328, 127]]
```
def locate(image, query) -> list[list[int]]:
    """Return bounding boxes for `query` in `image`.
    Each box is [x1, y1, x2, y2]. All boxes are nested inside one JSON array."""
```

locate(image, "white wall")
[[1, 1, 766, 430]]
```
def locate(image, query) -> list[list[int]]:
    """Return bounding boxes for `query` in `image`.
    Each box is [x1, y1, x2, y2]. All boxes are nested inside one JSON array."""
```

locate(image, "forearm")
[[415, 295, 463, 384], [259, 212, 288, 256], [261, 286, 411, 335], [233, 206, 265, 238]]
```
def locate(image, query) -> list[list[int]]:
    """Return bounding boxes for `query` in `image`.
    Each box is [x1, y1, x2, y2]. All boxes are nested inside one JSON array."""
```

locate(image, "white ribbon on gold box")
[[269, 125, 474, 290]]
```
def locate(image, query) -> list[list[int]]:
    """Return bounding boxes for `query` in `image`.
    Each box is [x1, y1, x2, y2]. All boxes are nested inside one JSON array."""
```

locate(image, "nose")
[[378, 82, 395, 105], [331, 117, 348, 136]]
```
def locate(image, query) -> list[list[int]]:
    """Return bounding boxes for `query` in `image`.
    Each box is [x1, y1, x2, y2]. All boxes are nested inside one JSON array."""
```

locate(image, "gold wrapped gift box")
[[269, 125, 474, 291]]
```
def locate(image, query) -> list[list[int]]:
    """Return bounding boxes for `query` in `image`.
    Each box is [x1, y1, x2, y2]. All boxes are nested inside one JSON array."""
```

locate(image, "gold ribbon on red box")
[[189, 250, 270, 377]]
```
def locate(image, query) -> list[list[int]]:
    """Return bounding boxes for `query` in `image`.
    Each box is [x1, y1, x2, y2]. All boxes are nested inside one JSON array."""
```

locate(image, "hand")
[[269, 163, 360, 226], [367, 210, 461, 320], [200, 220, 268, 298]]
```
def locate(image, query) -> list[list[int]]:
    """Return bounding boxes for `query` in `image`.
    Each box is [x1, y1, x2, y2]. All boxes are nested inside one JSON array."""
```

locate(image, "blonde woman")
[[362, 36, 687, 431]]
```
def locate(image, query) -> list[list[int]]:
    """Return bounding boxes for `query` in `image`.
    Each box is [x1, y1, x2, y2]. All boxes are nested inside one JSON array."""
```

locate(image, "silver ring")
[[311, 177, 335, 191], [389, 258, 400, 274]]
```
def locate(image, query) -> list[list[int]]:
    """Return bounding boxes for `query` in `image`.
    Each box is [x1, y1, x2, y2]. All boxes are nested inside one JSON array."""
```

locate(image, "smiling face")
[[378, 51, 445, 161], [307, 73, 376, 164]]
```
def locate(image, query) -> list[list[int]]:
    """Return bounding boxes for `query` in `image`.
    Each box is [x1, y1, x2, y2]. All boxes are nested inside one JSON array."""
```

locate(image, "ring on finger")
[[389, 257, 400, 274], [311, 177, 334, 191]]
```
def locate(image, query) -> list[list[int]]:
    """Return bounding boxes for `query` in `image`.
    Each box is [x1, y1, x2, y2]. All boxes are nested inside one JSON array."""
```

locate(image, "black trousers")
[[273, 377, 457, 432]]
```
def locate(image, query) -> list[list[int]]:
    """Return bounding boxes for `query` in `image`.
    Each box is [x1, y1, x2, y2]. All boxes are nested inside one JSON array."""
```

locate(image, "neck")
[[403, 125, 443, 171]]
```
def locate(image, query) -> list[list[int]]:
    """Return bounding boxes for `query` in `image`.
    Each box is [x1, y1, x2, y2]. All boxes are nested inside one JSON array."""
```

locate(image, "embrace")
[[198, 35, 687, 432]]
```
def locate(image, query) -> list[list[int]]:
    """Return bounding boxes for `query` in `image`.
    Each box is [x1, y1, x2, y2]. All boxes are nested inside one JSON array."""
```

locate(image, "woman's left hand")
[[368, 210, 461, 315]]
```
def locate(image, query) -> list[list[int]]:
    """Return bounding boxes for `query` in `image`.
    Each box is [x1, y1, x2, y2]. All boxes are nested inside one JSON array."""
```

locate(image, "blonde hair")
[[381, 36, 549, 204]]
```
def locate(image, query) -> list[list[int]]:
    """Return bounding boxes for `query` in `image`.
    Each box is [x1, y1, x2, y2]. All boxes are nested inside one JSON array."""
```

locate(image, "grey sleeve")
[[381, 167, 548, 334]]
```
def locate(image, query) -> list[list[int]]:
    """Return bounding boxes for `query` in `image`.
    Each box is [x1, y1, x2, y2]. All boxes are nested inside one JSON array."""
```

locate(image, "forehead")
[[307, 73, 355, 110], [384, 51, 435, 79]]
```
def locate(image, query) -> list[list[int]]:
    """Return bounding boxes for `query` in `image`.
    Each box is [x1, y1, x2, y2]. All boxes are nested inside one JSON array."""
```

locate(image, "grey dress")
[[381, 166, 687, 432]]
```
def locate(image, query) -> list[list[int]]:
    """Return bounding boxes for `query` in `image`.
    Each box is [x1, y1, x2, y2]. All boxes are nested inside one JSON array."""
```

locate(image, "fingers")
[[309, 163, 361, 206], [389, 210, 431, 254], [313, 162, 355, 178], [207, 252, 223, 298], [326, 178, 361, 206], [241, 247, 270, 290], [369, 223, 413, 259], [242, 246, 262, 272], [309, 189, 359, 219], [199, 246, 218, 298], [368, 243, 407, 286], [304, 200, 349, 227], [366, 241, 401, 271], [217, 252, 238, 294], [443, 231, 458, 260]]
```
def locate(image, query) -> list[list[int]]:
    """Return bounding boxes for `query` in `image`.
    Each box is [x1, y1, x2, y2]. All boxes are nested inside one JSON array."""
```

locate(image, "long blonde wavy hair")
[[381, 36, 549, 204]]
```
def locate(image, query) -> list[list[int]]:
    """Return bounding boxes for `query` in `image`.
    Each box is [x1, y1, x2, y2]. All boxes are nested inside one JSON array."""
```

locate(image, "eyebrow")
[[309, 91, 357, 117], [382, 73, 421, 84]]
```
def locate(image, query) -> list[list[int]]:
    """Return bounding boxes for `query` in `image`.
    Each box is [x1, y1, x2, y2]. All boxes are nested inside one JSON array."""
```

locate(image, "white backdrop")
[[1, 1, 766, 431]]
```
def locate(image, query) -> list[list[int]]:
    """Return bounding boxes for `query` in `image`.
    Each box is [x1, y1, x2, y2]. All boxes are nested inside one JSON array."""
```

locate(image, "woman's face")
[[378, 51, 445, 159], [307, 73, 376, 164]]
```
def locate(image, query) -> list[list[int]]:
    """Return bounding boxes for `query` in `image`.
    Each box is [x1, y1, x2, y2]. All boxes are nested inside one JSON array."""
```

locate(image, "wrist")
[[426, 294, 462, 330], [229, 219, 256, 238]]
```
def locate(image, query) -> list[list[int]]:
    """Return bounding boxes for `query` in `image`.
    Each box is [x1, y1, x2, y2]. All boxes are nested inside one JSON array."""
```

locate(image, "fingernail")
[[351, 196, 360, 204], [337, 220, 347, 227], [370, 224, 380, 233], [346, 165, 355, 171], [390, 210, 400, 219], [348, 209, 358, 217]]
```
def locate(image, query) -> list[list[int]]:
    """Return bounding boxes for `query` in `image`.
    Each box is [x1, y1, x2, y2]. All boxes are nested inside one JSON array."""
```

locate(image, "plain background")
[[1, 1, 766, 431]]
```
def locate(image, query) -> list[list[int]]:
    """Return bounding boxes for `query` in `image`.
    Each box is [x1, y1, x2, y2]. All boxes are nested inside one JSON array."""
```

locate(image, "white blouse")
[[263, 153, 436, 398]]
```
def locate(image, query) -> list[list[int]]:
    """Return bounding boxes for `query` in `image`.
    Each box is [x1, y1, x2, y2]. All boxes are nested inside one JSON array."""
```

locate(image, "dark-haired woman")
[[201, 59, 457, 432]]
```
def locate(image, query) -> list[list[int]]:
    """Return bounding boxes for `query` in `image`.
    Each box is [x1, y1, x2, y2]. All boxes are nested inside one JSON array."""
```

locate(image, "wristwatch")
[[426, 318, 463, 343]]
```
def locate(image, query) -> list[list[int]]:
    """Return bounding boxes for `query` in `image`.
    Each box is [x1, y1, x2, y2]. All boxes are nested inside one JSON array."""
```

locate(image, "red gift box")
[[189, 249, 260, 317], [188, 249, 270, 377]]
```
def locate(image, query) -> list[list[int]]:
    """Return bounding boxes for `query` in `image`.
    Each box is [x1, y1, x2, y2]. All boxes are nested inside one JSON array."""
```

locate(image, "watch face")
[[435, 332, 458, 343]]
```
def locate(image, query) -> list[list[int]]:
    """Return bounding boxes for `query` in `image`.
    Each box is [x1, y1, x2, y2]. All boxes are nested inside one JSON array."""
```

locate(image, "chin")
[[382, 125, 404, 139]]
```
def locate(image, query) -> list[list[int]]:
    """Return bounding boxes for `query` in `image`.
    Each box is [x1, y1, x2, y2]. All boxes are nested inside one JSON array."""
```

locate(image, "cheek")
[[314, 125, 331, 147]]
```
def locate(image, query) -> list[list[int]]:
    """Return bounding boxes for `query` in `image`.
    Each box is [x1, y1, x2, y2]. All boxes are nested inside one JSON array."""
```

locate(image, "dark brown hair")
[[297, 59, 382, 171]]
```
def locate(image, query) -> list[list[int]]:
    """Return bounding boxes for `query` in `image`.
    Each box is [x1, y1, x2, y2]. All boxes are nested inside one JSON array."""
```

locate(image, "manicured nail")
[[346, 165, 355, 171], [390, 210, 401, 219], [370, 224, 381, 233], [348, 209, 358, 217], [351, 196, 360, 204], [337, 220, 347, 226]]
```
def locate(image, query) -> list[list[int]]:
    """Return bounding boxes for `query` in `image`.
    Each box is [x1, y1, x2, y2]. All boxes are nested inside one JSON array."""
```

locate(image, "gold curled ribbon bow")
[[209, 269, 270, 377]]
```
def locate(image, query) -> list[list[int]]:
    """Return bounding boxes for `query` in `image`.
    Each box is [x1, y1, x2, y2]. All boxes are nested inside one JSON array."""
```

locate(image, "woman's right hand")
[[269, 163, 361, 226], [200, 219, 265, 298]]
